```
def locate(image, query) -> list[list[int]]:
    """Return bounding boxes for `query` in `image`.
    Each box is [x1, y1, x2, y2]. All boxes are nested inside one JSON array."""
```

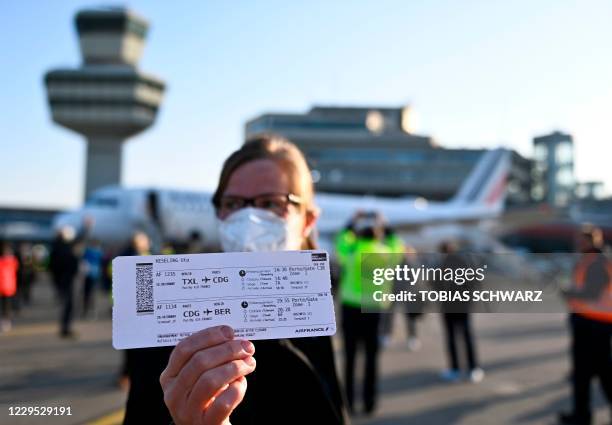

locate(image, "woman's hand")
[[160, 325, 256, 425]]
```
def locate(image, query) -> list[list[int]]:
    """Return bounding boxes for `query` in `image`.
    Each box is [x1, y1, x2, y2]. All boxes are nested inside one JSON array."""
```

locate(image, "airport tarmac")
[[0, 275, 609, 425]]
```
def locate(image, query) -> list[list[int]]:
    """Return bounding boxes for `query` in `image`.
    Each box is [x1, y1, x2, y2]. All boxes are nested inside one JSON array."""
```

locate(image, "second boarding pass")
[[112, 250, 336, 349]]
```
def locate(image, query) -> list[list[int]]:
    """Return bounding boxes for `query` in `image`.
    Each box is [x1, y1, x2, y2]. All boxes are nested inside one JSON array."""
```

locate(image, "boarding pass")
[[112, 250, 336, 349]]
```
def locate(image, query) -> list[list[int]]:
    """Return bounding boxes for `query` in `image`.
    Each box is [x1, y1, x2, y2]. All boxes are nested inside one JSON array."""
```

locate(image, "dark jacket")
[[49, 237, 79, 283], [436, 252, 477, 314], [123, 336, 349, 425]]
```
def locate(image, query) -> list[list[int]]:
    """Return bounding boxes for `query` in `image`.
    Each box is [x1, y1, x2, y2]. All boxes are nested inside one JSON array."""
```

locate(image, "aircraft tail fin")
[[451, 148, 511, 212]]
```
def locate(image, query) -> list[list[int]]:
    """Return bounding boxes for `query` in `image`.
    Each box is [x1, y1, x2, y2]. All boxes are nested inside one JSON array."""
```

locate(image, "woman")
[[127, 136, 348, 424]]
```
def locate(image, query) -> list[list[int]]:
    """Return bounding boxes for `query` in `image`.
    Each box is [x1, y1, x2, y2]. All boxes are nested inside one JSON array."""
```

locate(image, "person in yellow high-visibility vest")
[[336, 211, 397, 415], [560, 224, 612, 425]]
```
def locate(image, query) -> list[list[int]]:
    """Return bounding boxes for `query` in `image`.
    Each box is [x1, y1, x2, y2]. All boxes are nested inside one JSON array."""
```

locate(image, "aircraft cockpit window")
[[86, 197, 119, 208]]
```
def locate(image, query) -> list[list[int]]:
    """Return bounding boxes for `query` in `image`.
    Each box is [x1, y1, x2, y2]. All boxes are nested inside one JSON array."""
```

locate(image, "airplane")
[[52, 148, 511, 252]]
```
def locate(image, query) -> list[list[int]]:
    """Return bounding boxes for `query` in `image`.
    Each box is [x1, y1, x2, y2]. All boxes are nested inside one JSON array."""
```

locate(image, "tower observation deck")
[[45, 7, 165, 199]]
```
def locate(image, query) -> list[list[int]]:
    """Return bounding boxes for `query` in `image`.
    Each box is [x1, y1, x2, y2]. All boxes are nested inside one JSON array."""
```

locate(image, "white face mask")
[[217, 207, 304, 252]]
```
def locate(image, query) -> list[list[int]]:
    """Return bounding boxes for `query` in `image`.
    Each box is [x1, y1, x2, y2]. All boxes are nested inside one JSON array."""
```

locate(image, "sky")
[[2, 0, 612, 209]]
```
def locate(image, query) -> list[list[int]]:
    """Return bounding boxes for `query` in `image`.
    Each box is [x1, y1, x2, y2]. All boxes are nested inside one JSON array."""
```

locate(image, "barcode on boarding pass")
[[136, 262, 154, 315]]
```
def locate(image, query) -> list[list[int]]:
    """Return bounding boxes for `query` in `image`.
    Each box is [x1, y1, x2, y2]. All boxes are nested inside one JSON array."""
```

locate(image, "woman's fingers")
[[202, 376, 248, 425], [174, 339, 254, 393], [187, 357, 256, 417], [160, 326, 256, 425], [161, 325, 234, 382]]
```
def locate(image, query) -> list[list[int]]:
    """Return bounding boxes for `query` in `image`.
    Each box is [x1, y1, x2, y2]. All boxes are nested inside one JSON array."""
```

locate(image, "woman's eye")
[[223, 199, 242, 210], [260, 200, 276, 209]]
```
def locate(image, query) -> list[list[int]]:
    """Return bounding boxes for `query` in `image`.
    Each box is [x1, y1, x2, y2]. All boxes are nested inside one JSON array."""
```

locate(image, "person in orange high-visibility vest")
[[560, 224, 612, 425]]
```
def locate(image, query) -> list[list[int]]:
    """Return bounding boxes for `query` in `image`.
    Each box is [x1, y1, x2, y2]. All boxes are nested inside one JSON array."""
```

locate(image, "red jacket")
[[0, 255, 19, 297]]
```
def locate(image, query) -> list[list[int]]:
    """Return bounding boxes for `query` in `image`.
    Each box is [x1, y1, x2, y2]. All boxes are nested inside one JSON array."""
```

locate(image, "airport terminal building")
[[246, 106, 532, 205]]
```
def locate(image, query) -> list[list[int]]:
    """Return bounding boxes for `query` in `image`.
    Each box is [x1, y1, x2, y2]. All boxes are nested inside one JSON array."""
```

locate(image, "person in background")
[[49, 230, 66, 300], [160, 242, 175, 255], [404, 312, 423, 351], [336, 210, 394, 415], [100, 251, 114, 296], [378, 226, 403, 348], [438, 240, 484, 383], [379, 234, 423, 351], [118, 231, 152, 390], [16, 242, 36, 308], [121, 232, 152, 258], [81, 239, 103, 318], [560, 224, 612, 425], [0, 242, 19, 332], [184, 230, 204, 254], [49, 225, 82, 338], [402, 244, 424, 351]]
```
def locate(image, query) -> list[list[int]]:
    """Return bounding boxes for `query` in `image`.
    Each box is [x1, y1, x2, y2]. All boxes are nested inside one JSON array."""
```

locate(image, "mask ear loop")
[[302, 205, 320, 241]]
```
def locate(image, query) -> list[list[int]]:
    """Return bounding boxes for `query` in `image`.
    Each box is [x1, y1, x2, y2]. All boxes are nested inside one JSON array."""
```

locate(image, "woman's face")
[[219, 159, 318, 245]]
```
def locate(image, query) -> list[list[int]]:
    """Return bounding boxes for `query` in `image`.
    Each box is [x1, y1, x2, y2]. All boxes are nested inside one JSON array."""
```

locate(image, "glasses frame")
[[213, 192, 303, 217]]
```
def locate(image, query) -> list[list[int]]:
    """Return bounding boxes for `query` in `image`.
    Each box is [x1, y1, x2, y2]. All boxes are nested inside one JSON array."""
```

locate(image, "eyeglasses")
[[215, 193, 302, 217]]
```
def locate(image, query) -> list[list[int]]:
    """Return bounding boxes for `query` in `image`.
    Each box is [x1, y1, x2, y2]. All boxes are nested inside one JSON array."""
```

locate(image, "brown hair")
[[212, 134, 318, 250]]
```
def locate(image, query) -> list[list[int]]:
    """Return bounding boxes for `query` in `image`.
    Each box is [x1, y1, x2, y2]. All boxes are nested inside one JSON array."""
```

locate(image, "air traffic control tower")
[[45, 7, 165, 199]]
